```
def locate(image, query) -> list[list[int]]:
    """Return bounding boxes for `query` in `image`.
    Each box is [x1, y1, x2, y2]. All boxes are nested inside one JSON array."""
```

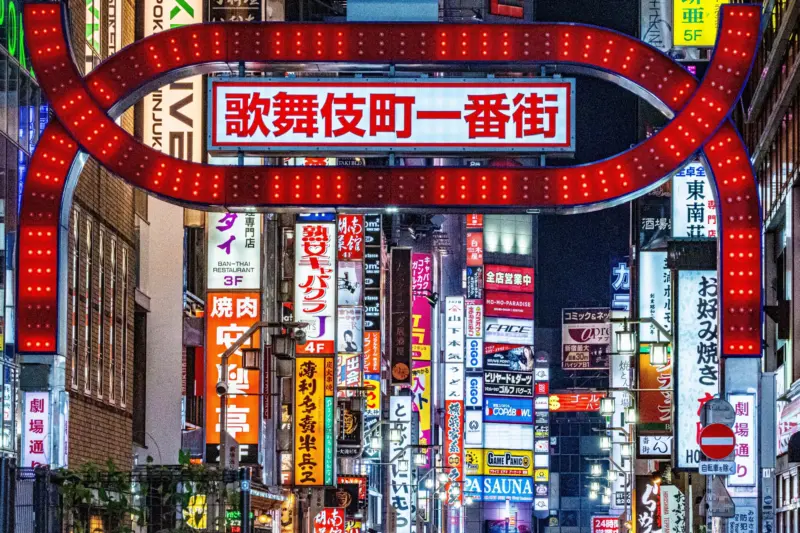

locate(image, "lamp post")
[[217, 321, 307, 469], [591, 427, 633, 524]]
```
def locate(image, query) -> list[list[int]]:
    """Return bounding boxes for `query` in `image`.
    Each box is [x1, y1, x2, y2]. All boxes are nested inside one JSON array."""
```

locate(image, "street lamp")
[[590, 481, 600, 492], [589, 490, 598, 501], [398, 459, 409, 473], [590, 464, 602, 477], [241, 347, 262, 370], [599, 436, 612, 450], [438, 473, 449, 483], [615, 325, 636, 355], [625, 406, 637, 424], [649, 342, 669, 366], [414, 452, 428, 466], [370, 435, 382, 450], [602, 494, 611, 505], [466, 496, 474, 506], [607, 470, 618, 482], [620, 443, 633, 458], [390, 428, 402, 443], [425, 478, 435, 490], [438, 491, 448, 502], [599, 397, 615, 416]]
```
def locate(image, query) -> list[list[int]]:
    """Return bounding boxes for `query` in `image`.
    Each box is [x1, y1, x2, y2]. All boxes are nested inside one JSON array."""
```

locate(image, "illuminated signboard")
[[207, 213, 262, 290], [672, 161, 718, 238], [389, 397, 413, 532], [295, 221, 336, 355], [548, 393, 606, 412], [294, 356, 335, 486], [208, 78, 575, 152], [673, 0, 730, 47], [205, 292, 261, 446], [1, 0, 31, 71], [22, 392, 49, 467]]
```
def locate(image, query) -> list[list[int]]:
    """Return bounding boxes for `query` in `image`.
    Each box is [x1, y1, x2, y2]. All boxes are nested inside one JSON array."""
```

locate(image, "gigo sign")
[[209, 78, 575, 152]]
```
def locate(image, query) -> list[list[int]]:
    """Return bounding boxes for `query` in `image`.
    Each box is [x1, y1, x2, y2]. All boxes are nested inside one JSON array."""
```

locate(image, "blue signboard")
[[464, 476, 534, 502], [483, 396, 533, 424]]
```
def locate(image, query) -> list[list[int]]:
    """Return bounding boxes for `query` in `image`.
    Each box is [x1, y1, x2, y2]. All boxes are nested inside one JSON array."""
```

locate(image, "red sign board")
[[363, 330, 381, 374], [485, 265, 534, 293], [466, 214, 483, 229], [549, 393, 606, 412], [699, 423, 736, 460], [591, 516, 619, 533], [337, 214, 364, 260], [466, 232, 484, 266], [485, 291, 534, 319], [314, 508, 345, 533], [337, 476, 368, 502]]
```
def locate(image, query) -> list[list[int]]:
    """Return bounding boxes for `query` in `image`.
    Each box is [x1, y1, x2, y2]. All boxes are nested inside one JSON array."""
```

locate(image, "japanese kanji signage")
[[390, 248, 412, 384], [22, 392, 50, 467], [445, 297, 465, 363], [295, 221, 336, 355], [466, 232, 484, 266], [727, 393, 756, 487], [205, 292, 261, 446], [675, 270, 719, 469], [640, 436, 673, 456], [548, 393, 605, 412], [672, 161, 718, 238], [314, 508, 344, 533], [294, 356, 335, 486], [561, 308, 611, 370], [411, 254, 433, 460], [337, 215, 364, 260], [639, 352, 672, 432], [207, 212, 262, 290], [484, 265, 534, 293], [640, 0, 671, 52], [484, 371, 533, 397], [673, 0, 730, 47], [591, 516, 619, 533], [444, 398, 465, 505], [389, 396, 413, 533], [636, 475, 662, 533], [208, 79, 575, 152], [638, 251, 671, 343], [659, 485, 686, 533]]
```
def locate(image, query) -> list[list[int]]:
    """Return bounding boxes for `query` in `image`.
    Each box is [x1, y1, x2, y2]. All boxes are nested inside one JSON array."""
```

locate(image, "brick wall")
[[63, 0, 138, 469]]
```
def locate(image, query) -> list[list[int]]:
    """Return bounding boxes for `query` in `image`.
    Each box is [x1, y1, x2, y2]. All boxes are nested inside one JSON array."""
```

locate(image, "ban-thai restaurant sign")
[[209, 78, 575, 151]]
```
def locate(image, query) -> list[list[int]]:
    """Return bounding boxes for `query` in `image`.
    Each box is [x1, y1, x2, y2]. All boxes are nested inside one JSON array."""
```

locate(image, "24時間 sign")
[[208, 78, 575, 152]]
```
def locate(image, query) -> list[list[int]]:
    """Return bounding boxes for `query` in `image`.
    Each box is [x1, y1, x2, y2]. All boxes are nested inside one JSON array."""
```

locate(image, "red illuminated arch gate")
[[18, 3, 762, 359]]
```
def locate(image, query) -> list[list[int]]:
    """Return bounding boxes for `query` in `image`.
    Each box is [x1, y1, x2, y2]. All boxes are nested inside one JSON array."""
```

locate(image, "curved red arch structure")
[[18, 3, 762, 359]]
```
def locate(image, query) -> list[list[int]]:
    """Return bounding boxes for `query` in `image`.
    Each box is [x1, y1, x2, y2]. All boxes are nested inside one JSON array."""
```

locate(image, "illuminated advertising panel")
[[484, 344, 534, 372], [466, 300, 484, 338], [205, 292, 261, 446], [591, 516, 620, 533], [484, 265, 534, 293], [675, 271, 719, 469], [445, 297, 465, 363], [484, 371, 533, 397], [337, 215, 364, 261], [390, 248, 412, 384], [466, 373, 484, 409], [389, 397, 413, 531], [22, 392, 50, 467], [466, 233, 484, 266], [295, 221, 336, 355], [464, 476, 534, 502], [548, 393, 605, 412], [294, 356, 335, 486], [483, 423, 533, 449], [485, 317, 534, 345], [465, 410, 483, 446], [207, 213, 262, 290], [443, 399, 465, 505], [465, 449, 534, 477], [363, 331, 381, 375], [466, 338, 483, 370], [208, 79, 575, 151], [561, 308, 611, 370], [485, 291, 534, 319], [638, 251, 671, 343], [639, 352, 672, 432], [484, 396, 533, 424], [144, 0, 203, 162]]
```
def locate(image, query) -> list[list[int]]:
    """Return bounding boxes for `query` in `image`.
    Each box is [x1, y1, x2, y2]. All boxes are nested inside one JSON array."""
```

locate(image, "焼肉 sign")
[[208, 78, 575, 152]]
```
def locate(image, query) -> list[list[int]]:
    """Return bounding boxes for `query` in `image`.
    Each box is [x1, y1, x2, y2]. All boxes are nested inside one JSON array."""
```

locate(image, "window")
[[109, 239, 117, 402], [84, 219, 93, 394], [70, 212, 80, 389], [121, 247, 128, 406], [97, 230, 105, 397]]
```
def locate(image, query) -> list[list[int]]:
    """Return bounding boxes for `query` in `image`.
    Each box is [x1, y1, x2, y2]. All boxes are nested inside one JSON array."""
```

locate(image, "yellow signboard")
[[534, 469, 549, 482], [464, 449, 534, 477], [294, 357, 326, 486], [673, 0, 730, 47]]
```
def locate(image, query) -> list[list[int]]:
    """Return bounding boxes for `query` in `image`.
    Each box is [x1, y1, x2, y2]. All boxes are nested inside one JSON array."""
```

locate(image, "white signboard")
[[465, 410, 484, 446], [484, 317, 534, 345], [294, 222, 336, 353], [672, 161, 718, 239], [660, 485, 686, 533], [22, 392, 50, 467], [209, 79, 575, 152], [610, 311, 632, 515], [638, 251, 671, 343], [483, 423, 533, 450], [143, 0, 203, 162], [445, 363, 465, 401], [727, 394, 756, 487], [389, 396, 413, 533], [699, 461, 737, 475], [639, 436, 673, 456], [445, 297, 465, 363], [207, 213, 262, 290], [466, 374, 484, 410], [466, 300, 484, 338], [676, 271, 719, 469], [466, 338, 484, 370]]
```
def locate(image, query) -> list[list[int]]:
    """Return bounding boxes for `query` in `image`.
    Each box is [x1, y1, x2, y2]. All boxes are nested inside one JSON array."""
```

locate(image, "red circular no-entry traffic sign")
[[699, 423, 736, 460]]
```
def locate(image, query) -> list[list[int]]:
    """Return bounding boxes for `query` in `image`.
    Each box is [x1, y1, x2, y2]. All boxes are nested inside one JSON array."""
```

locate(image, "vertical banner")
[[295, 221, 336, 355], [107, 0, 123, 56], [640, 0, 671, 52], [363, 214, 382, 374], [294, 356, 335, 486], [143, 0, 203, 162], [444, 296, 465, 506], [22, 392, 50, 467], [362, 373, 381, 461], [638, 352, 672, 433], [205, 293, 261, 446], [610, 256, 630, 312], [727, 394, 756, 488], [411, 253, 434, 457], [314, 508, 345, 533], [337, 215, 365, 261], [336, 217, 364, 402], [638, 251, 671, 342], [635, 475, 662, 533], [390, 248, 412, 385], [671, 161, 718, 238], [660, 485, 687, 533], [610, 314, 632, 514], [389, 397, 413, 533], [675, 271, 719, 469], [281, 493, 297, 533], [533, 352, 550, 514]]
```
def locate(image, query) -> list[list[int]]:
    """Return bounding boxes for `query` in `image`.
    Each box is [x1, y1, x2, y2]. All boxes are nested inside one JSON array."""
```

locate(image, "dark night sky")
[[533, 0, 639, 328]]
